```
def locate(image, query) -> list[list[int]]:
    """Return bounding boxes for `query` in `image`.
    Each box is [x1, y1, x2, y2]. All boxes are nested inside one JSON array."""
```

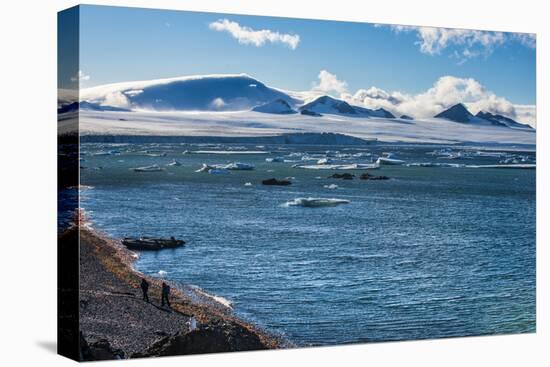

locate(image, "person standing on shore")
[[140, 278, 150, 303], [161, 282, 171, 307]]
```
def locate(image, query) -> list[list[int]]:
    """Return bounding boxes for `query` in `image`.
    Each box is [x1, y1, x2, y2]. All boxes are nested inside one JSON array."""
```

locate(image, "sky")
[[67, 5, 536, 124]]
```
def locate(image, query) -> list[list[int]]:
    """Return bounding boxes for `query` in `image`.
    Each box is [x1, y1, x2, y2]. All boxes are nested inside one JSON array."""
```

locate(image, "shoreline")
[[73, 225, 285, 360]]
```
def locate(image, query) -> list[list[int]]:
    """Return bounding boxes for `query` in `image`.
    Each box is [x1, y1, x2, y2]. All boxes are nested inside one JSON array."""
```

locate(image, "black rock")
[[400, 114, 414, 120], [262, 178, 292, 186], [80, 335, 125, 361], [360, 172, 390, 180], [329, 173, 355, 180]]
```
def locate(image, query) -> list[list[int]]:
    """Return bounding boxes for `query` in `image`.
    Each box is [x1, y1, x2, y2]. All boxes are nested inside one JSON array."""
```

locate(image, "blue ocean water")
[[79, 142, 536, 345]]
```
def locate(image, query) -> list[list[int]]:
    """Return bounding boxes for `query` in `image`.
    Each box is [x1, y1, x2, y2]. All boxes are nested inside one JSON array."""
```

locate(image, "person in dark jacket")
[[140, 278, 150, 302], [161, 282, 171, 307]]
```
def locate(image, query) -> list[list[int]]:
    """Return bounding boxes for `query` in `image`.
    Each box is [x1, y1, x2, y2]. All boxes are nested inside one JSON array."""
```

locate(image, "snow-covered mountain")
[[434, 103, 533, 130], [434, 103, 474, 122], [299, 95, 360, 116], [475, 111, 533, 130], [80, 74, 298, 112], [297, 95, 395, 118], [252, 99, 297, 114], [69, 74, 534, 144]]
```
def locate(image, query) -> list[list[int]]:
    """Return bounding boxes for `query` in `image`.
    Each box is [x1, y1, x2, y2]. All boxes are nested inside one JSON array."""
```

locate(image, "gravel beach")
[[76, 227, 282, 360]]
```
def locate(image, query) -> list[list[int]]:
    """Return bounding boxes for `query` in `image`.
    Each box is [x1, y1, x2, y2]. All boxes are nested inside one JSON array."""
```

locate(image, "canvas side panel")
[[57, 5, 80, 362]]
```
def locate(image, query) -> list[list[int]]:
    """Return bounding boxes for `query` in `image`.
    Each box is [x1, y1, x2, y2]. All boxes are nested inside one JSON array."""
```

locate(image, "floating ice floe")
[[285, 197, 350, 208], [158, 270, 168, 277], [324, 184, 339, 189], [406, 162, 465, 168], [167, 160, 182, 166], [132, 164, 165, 172], [265, 157, 285, 163], [192, 150, 268, 155], [293, 163, 379, 170], [376, 157, 405, 165], [196, 162, 254, 172], [223, 162, 255, 170], [317, 157, 333, 165], [244, 182, 253, 186]]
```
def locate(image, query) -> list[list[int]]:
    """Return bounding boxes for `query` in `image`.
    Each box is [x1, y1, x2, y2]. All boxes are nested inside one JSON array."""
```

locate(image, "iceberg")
[[167, 160, 182, 166], [132, 164, 165, 172], [376, 157, 405, 165], [222, 162, 255, 170], [293, 163, 379, 170], [406, 162, 465, 168], [317, 157, 334, 165], [193, 150, 268, 155], [285, 197, 350, 208], [196, 162, 255, 172]]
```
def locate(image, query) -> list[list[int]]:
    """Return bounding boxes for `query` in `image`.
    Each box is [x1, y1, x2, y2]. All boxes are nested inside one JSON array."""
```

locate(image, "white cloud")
[[324, 73, 535, 127], [71, 70, 90, 82], [514, 105, 537, 128], [512, 33, 536, 48], [101, 91, 130, 109], [209, 19, 300, 50], [210, 97, 226, 110], [312, 70, 348, 95], [382, 25, 534, 62]]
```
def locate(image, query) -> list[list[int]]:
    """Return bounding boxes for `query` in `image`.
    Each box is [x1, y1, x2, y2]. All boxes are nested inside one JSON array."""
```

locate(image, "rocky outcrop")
[[262, 178, 292, 186], [434, 103, 474, 123], [133, 322, 267, 357], [76, 227, 282, 361], [328, 173, 355, 180], [80, 334, 126, 361]]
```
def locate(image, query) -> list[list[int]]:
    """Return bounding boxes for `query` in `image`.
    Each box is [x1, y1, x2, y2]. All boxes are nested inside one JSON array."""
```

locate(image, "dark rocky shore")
[[75, 227, 283, 360]]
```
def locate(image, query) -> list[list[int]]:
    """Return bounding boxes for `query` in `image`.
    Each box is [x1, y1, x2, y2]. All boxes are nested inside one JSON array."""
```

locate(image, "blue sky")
[[75, 5, 536, 106]]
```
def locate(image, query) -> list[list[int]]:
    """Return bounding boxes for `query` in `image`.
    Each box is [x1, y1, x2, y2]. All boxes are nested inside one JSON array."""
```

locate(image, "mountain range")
[[66, 74, 532, 130]]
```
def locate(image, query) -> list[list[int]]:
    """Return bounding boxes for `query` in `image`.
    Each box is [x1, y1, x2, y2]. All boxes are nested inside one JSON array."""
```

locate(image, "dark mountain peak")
[[475, 111, 533, 129], [434, 103, 473, 122], [400, 114, 414, 120], [299, 95, 357, 115], [252, 98, 296, 114], [375, 108, 395, 119]]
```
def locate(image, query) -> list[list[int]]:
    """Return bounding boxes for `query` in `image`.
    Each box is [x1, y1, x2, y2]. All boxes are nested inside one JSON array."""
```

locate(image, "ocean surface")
[[78, 142, 536, 345]]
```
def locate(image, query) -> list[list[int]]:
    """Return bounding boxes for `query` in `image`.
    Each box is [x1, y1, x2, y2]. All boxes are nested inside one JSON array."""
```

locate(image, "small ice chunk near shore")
[[158, 270, 168, 277], [285, 197, 350, 208], [196, 162, 254, 172]]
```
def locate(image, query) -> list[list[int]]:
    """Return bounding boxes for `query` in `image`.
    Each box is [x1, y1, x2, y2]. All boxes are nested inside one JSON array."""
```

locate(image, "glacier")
[[68, 74, 536, 147]]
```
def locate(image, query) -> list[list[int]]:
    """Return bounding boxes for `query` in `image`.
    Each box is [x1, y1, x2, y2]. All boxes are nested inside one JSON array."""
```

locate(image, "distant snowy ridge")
[[70, 73, 534, 131], [434, 103, 533, 129], [252, 99, 297, 114], [298, 95, 395, 118], [79, 74, 298, 112]]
